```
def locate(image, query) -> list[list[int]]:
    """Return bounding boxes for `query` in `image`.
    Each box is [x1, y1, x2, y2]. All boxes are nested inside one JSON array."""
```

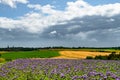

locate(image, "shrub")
[[94, 55, 108, 60], [89, 52, 120, 60], [86, 56, 93, 59]]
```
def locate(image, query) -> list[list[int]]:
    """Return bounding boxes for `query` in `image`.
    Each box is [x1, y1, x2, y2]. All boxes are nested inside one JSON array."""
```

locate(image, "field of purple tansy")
[[0, 59, 120, 80]]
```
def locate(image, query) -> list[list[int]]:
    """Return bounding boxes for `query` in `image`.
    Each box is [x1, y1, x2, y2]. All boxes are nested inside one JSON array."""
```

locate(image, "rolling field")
[[0, 49, 120, 60]]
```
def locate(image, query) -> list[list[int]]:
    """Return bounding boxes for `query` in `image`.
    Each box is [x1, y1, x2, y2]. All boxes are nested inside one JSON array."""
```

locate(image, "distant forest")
[[0, 46, 120, 51]]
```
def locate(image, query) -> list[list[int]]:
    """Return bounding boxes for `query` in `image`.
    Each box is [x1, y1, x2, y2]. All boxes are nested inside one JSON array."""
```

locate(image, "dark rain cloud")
[[0, 15, 120, 47]]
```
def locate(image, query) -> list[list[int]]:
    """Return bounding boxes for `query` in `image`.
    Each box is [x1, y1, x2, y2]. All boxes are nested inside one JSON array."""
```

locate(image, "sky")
[[0, 0, 120, 47]]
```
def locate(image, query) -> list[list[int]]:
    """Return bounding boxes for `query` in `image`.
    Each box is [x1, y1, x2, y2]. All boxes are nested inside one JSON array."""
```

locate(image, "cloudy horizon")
[[0, 0, 120, 47]]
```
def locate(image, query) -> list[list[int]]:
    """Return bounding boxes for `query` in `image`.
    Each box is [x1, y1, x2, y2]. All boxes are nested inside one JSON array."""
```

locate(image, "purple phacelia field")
[[0, 59, 120, 80]]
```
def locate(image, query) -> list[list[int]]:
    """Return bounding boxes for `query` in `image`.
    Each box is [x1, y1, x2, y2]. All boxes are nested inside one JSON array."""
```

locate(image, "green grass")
[[0, 50, 60, 60]]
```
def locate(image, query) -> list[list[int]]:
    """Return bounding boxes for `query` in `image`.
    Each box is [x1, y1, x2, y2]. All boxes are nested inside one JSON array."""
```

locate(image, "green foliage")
[[1, 50, 60, 60], [86, 52, 120, 60], [86, 56, 93, 59]]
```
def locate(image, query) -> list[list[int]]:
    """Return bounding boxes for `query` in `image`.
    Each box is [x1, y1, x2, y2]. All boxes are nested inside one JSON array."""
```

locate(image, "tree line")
[[0, 46, 120, 51], [86, 52, 120, 60]]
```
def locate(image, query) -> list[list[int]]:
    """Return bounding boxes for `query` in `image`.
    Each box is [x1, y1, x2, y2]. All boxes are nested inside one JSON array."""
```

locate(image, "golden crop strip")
[[53, 51, 111, 59]]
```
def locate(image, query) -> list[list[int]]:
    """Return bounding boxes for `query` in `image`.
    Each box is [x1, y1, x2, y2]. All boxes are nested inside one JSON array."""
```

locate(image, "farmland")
[[0, 48, 120, 60], [53, 51, 111, 59], [0, 48, 120, 80], [0, 50, 60, 60]]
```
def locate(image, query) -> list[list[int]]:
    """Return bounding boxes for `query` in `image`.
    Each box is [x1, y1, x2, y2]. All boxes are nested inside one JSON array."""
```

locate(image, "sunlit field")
[[53, 51, 111, 59]]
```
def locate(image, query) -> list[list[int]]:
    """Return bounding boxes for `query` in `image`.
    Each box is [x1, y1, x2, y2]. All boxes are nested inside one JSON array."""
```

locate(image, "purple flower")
[[60, 73, 65, 78], [116, 78, 120, 80], [106, 71, 112, 76], [72, 75, 79, 80], [103, 76, 107, 79], [88, 71, 97, 76], [80, 74, 88, 79], [0, 59, 120, 79], [111, 74, 117, 79]]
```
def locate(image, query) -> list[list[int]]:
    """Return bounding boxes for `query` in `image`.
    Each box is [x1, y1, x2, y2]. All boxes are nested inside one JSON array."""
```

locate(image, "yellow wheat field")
[[53, 51, 111, 59]]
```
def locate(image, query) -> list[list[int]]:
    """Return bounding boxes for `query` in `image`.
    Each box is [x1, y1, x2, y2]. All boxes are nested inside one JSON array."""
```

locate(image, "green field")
[[0, 50, 60, 60]]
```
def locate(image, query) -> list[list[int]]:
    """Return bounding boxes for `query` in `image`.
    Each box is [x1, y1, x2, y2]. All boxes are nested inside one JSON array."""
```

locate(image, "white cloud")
[[27, 4, 41, 10], [75, 31, 96, 40], [90, 38, 97, 42], [0, 17, 18, 29], [1, 0, 120, 34], [50, 31, 57, 34], [0, 0, 28, 8], [27, 4, 61, 15], [0, 12, 60, 33], [67, 25, 81, 31], [27, 0, 120, 20], [106, 18, 115, 22], [65, 0, 120, 18]]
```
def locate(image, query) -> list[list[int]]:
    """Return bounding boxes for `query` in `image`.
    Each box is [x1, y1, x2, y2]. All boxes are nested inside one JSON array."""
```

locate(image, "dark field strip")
[[0, 50, 60, 60], [0, 59, 120, 80]]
